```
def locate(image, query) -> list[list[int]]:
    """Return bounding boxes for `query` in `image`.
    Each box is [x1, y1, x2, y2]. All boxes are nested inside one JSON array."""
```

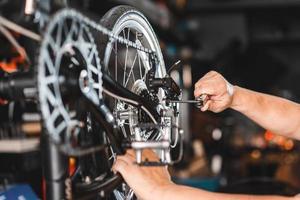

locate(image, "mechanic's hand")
[[112, 149, 174, 200], [194, 71, 234, 113]]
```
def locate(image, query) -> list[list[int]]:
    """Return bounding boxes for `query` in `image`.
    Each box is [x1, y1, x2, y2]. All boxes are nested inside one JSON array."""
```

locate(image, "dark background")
[[88, 0, 300, 196], [1, 0, 300, 197]]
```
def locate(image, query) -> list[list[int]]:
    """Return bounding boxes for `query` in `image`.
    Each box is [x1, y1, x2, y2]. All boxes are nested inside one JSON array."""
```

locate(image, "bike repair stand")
[[41, 133, 68, 200]]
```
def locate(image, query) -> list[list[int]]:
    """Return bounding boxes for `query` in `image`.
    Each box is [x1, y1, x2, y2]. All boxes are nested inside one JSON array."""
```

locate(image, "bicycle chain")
[[56, 9, 155, 55]]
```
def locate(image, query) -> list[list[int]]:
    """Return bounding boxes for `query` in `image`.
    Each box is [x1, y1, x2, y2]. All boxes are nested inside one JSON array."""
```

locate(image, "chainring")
[[37, 10, 103, 142]]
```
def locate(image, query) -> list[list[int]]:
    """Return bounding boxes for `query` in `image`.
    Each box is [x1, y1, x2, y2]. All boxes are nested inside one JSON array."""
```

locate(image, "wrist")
[[155, 182, 176, 200], [226, 80, 235, 97], [229, 85, 241, 110]]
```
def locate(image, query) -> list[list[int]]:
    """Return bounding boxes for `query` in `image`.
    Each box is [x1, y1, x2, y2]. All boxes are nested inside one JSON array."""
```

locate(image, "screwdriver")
[[166, 94, 208, 108]]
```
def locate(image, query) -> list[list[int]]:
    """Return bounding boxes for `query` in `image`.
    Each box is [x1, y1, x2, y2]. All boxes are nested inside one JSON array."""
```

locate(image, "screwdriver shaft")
[[165, 94, 208, 108], [167, 100, 199, 103]]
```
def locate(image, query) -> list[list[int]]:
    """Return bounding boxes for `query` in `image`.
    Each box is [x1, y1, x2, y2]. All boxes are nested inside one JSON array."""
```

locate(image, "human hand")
[[194, 71, 234, 113], [112, 149, 174, 200]]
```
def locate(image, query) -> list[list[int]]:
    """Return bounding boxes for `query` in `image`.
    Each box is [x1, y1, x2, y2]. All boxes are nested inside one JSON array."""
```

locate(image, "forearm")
[[160, 184, 293, 200], [230, 86, 300, 140]]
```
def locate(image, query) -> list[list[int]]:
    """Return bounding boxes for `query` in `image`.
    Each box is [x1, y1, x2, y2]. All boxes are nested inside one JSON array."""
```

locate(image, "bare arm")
[[113, 150, 296, 200], [231, 86, 300, 140], [113, 71, 300, 200], [162, 184, 293, 200], [194, 71, 300, 140]]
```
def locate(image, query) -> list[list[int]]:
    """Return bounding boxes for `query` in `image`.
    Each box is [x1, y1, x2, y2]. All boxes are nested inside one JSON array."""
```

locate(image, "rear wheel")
[[99, 5, 166, 199]]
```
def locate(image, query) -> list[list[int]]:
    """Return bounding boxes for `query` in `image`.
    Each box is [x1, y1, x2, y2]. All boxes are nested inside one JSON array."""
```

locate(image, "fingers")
[[112, 153, 137, 177], [125, 149, 136, 158], [194, 71, 234, 113], [194, 84, 214, 98], [194, 71, 230, 98], [194, 72, 222, 97], [194, 70, 218, 88], [112, 158, 128, 175], [125, 149, 159, 162], [118, 154, 135, 164], [201, 100, 211, 112], [117, 149, 159, 166]]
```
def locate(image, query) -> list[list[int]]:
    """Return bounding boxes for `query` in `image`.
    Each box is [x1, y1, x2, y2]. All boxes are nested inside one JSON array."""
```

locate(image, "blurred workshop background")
[[1, 0, 300, 198]]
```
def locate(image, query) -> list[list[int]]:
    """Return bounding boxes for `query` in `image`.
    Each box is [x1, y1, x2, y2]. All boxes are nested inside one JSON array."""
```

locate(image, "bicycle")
[[0, 1, 194, 199]]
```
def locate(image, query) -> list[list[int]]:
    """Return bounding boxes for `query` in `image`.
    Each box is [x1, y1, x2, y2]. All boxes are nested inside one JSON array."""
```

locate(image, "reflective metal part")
[[79, 70, 91, 94], [131, 140, 170, 149], [131, 79, 147, 95], [103, 88, 157, 124], [100, 103, 115, 123], [25, 0, 36, 15]]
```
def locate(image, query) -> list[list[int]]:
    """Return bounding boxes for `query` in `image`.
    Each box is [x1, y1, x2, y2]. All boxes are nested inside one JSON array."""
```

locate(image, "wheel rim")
[[103, 10, 166, 140]]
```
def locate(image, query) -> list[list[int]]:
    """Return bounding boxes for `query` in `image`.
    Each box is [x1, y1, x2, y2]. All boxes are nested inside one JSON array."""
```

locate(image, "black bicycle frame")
[[0, 69, 161, 199]]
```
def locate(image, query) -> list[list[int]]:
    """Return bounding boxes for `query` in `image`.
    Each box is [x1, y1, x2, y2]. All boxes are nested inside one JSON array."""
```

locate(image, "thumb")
[[201, 100, 211, 112], [112, 159, 128, 176]]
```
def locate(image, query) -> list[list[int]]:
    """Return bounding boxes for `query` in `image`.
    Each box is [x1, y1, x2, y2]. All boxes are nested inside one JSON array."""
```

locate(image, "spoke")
[[113, 41, 118, 106], [123, 28, 130, 86], [114, 41, 118, 81], [127, 27, 131, 41], [124, 53, 137, 87], [135, 30, 138, 41], [108, 154, 114, 161], [142, 69, 148, 81], [135, 40, 150, 80], [138, 49, 143, 79], [135, 31, 144, 79], [132, 67, 136, 82], [111, 41, 126, 78], [108, 145, 116, 161], [122, 29, 126, 40]]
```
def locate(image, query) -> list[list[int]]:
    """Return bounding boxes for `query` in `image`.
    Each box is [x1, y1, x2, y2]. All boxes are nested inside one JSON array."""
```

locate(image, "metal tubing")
[[41, 134, 68, 200]]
